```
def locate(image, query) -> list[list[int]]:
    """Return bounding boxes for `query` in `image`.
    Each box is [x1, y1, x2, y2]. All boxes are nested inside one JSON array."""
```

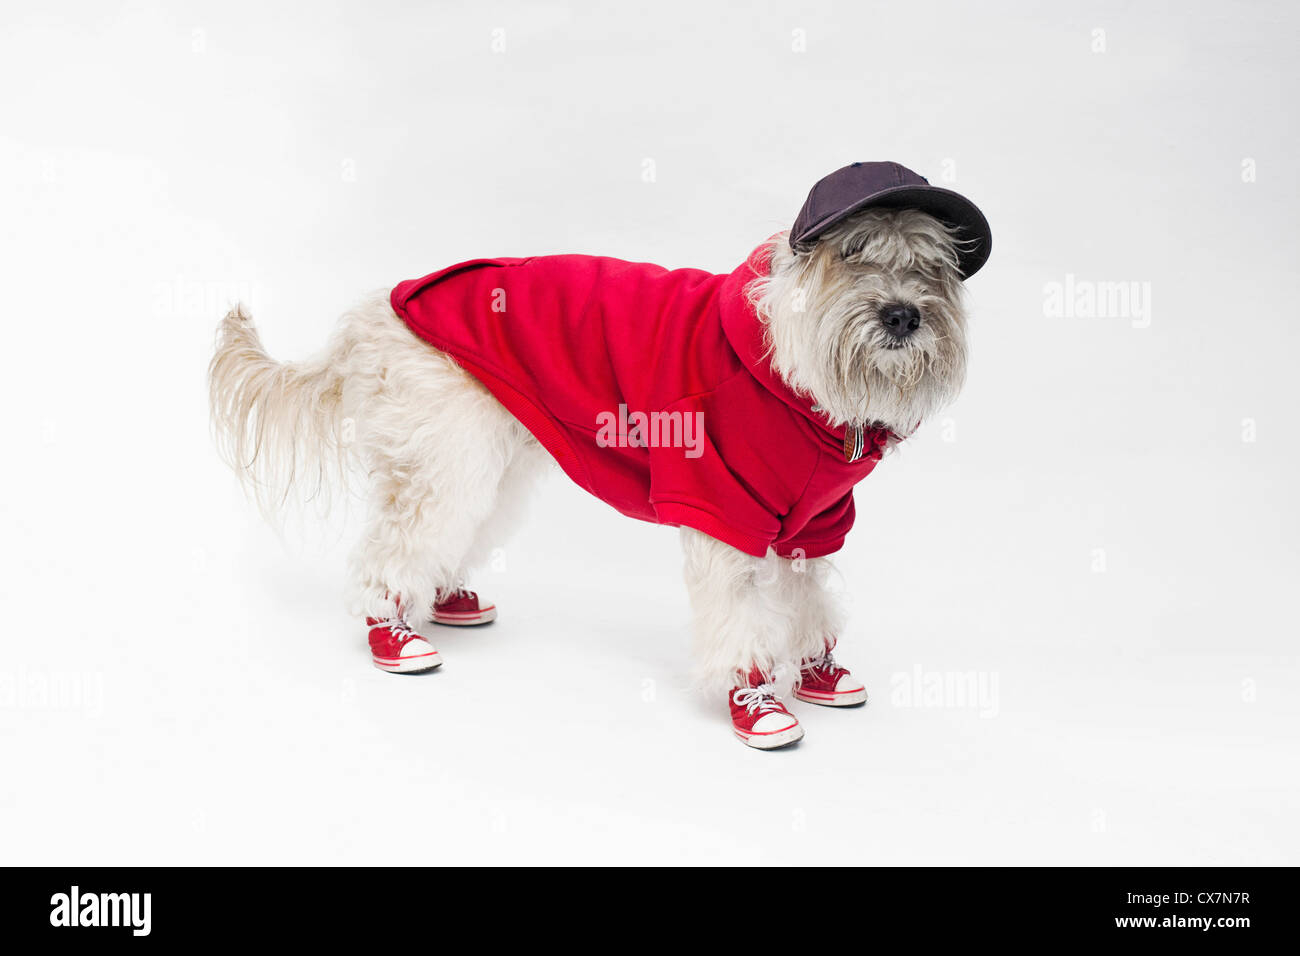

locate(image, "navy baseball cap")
[[790, 161, 992, 278]]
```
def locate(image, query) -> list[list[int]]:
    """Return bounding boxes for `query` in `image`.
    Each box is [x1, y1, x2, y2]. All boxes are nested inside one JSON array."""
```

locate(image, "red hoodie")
[[391, 246, 892, 558]]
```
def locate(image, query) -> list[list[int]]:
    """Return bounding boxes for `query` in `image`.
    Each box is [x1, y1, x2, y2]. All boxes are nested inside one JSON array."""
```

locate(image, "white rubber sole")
[[793, 687, 869, 707], [431, 606, 497, 627], [373, 652, 442, 673], [735, 723, 805, 750]]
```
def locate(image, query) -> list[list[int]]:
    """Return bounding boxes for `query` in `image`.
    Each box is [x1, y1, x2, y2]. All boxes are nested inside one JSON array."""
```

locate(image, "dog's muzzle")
[[880, 302, 921, 342]]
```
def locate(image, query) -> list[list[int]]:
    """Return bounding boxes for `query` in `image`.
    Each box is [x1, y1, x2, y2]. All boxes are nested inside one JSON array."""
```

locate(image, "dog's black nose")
[[881, 303, 921, 337]]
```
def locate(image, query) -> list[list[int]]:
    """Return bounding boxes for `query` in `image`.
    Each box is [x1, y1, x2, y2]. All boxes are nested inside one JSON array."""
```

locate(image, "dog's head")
[[749, 208, 969, 436]]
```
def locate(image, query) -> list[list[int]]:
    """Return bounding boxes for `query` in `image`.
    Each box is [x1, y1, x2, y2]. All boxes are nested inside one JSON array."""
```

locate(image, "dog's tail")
[[208, 304, 351, 521]]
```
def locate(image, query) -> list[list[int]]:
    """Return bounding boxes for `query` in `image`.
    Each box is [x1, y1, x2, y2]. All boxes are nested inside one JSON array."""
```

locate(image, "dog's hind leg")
[[347, 346, 537, 628], [424, 432, 550, 627], [455, 435, 550, 579]]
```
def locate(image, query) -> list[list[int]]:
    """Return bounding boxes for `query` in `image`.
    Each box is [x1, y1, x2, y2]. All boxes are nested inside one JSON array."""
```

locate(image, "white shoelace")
[[378, 618, 419, 641], [732, 684, 782, 715], [807, 648, 837, 672]]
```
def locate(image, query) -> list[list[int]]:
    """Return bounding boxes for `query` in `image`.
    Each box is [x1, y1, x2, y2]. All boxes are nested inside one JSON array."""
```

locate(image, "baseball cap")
[[789, 161, 992, 277]]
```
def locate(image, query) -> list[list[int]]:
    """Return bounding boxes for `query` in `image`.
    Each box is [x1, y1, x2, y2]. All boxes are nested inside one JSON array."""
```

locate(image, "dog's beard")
[[749, 209, 970, 436], [825, 293, 967, 429]]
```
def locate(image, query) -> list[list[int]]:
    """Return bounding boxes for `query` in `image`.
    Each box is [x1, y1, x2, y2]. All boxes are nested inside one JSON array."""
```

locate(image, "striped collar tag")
[[844, 424, 865, 463], [811, 404, 867, 463]]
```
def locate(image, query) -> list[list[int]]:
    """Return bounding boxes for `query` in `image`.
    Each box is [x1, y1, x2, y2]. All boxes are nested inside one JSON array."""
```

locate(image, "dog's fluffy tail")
[[208, 304, 350, 520]]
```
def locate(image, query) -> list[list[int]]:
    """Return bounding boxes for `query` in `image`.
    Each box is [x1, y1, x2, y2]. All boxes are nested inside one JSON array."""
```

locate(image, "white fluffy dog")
[[209, 163, 987, 749]]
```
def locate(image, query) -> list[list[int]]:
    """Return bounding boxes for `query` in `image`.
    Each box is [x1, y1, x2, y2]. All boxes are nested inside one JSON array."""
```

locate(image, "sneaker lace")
[[379, 617, 419, 641], [807, 648, 838, 674], [732, 683, 782, 715]]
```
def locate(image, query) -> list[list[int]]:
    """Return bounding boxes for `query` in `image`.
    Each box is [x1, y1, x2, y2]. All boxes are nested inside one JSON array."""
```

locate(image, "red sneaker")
[[729, 669, 803, 749], [431, 589, 497, 627], [367, 617, 441, 673], [793, 643, 867, 706]]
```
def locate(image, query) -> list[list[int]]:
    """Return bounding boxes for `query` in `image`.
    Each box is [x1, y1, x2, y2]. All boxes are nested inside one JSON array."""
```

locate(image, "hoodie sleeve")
[[773, 488, 855, 559]]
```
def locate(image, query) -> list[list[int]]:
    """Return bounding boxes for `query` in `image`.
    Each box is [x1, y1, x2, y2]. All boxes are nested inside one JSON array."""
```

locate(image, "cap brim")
[[792, 184, 992, 279]]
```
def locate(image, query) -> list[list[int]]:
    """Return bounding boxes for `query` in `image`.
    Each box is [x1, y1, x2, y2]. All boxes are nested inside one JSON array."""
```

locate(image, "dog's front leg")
[[783, 553, 869, 708], [680, 528, 796, 690], [680, 528, 809, 748]]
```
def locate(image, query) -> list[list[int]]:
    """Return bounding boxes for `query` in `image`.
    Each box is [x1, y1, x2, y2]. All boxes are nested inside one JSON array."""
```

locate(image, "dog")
[[208, 161, 991, 749]]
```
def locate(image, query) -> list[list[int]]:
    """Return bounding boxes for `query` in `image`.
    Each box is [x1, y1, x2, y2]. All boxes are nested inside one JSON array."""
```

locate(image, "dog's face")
[[749, 208, 969, 436]]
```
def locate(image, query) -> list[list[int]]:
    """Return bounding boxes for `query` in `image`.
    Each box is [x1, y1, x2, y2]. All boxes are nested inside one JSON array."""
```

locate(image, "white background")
[[2, 0, 1296, 865]]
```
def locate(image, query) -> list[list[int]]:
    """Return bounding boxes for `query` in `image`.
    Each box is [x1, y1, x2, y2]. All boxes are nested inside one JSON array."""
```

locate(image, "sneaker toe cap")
[[752, 712, 799, 734], [400, 637, 437, 658], [835, 673, 865, 693]]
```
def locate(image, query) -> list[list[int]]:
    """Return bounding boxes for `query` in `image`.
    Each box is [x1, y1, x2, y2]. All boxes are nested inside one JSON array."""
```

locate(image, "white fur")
[[682, 529, 844, 694], [208, 209, 968, 697], [208, 292, 549, 624], [749, 208, 968, 435]]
